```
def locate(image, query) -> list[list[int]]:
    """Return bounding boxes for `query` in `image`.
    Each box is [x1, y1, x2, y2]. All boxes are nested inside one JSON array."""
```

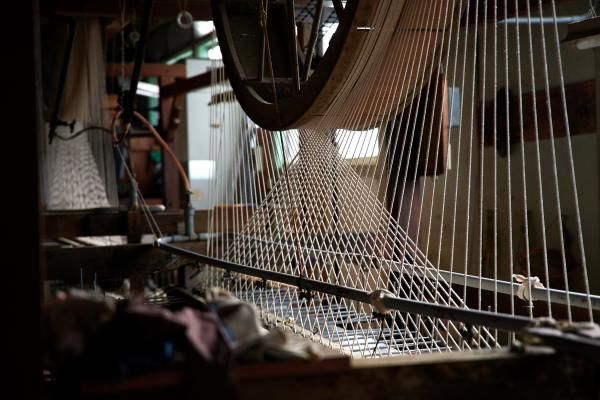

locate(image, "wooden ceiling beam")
[[160, 68, 226, 98], [43, 0, 212, 20], [105, 62, 186, 78]]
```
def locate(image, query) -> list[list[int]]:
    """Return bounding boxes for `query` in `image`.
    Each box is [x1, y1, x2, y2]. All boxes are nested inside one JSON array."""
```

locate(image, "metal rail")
[[229, 233, 600, 311], [157, 241, 533, 333]]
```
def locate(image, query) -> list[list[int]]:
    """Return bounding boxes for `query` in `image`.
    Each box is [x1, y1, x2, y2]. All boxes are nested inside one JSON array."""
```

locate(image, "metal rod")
[[184, 192, 195, 236], [500, 15, 587, 24], [157, 241, 532, 332], [48, 18, 77, 144], [125, 143, 140, 210], [229, 233, 600, 311], [302, 0, 324, 81], [286, 0, 301, 92], [121, 0, 155, 127]]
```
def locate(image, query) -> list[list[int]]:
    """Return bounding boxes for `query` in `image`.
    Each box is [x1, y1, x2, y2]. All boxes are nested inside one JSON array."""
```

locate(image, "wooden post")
[[160, 74, 182, 209], [6, 0, 43, 396]]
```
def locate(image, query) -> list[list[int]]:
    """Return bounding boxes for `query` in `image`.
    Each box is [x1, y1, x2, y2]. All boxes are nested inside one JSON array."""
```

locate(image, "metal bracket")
[[518, 320, 600, 363]]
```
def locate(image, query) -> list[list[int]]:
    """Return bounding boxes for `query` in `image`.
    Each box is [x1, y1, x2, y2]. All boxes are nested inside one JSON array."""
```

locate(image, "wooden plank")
[[159, 68, 226, 145], [563, 16, 600, 43], [160, 68, 226, 98], [240, 349, 598, 400], [105, 63, 186, 79], [332, 0, 344, 18], [209, 90, 236, 105], [43, 209, 128, 238], [159, 31, 214, 64], [481, 80, 596, 153], [522, 80, 596, 140], [43, 209, 201, 238], [81, 371, 184, 398], [42, 208, 247, 239], [44, 244, 175, 283], [43, 0, 212, 20], [79, 349, 598, 399], [160, 73, 183, 209], [80, 348, 347, 399]]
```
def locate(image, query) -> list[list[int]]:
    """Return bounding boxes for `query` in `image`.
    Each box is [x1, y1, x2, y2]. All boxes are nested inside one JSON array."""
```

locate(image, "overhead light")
[[207, 45, 222, 60], [563, 16, 600, 50], [136, 81, 160, 98], [193, 21, 214, 37], [189, 160, 215, 180]]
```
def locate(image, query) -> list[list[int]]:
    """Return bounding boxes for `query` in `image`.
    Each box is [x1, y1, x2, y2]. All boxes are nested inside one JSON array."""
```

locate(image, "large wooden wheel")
[[213, 0, 450, 130]]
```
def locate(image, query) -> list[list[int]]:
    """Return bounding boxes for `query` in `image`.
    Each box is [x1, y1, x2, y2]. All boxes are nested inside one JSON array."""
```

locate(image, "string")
[[201, 0, 595, 358]]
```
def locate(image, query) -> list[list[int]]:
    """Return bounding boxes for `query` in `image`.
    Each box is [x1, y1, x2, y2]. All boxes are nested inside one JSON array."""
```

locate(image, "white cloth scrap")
[[512, 274, 545, 301], [369, 289, 395, 315]]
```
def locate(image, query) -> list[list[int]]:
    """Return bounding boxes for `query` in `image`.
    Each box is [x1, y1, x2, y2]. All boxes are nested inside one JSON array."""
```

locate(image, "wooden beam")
[[480, 80, 596, 154], [43, 209, 207, 238], [44, 209, 127, 238], [332, 0, 344, 18], [43, 0, 212, 20], [44, 244, 174, 283], [42, 208, 250, 239], [160, 68, 226, 98], [78, 349, 598, 399], [159, 73, 177, 136], [105, 63, 186, 79], [239, 350, 598, 400], [159, 31, 214, 63], [209, 90, 236, 105]]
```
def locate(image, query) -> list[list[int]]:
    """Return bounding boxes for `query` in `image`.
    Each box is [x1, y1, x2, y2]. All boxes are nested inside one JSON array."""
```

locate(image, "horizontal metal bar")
[[500, 15, 587, 25], [157, 241, 532, 333], [231, 234, 600, 311], [430, 269, 600, 312]]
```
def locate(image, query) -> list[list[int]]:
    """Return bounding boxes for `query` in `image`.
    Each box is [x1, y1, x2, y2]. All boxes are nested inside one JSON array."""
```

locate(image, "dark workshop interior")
[[9, 0, 600, 398]]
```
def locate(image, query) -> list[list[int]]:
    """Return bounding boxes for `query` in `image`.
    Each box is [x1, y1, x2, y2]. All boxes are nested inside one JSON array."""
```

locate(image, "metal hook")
[[177, 10, 194, 30]]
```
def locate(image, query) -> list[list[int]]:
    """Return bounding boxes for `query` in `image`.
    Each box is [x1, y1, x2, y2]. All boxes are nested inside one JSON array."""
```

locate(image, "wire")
[[111, 108, 192, 193], [53, 126, 113, 141]]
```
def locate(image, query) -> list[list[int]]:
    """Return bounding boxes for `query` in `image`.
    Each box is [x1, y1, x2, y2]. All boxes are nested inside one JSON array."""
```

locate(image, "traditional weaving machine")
[[152, 0, 600, 360], [38, 0, 600, 397]]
